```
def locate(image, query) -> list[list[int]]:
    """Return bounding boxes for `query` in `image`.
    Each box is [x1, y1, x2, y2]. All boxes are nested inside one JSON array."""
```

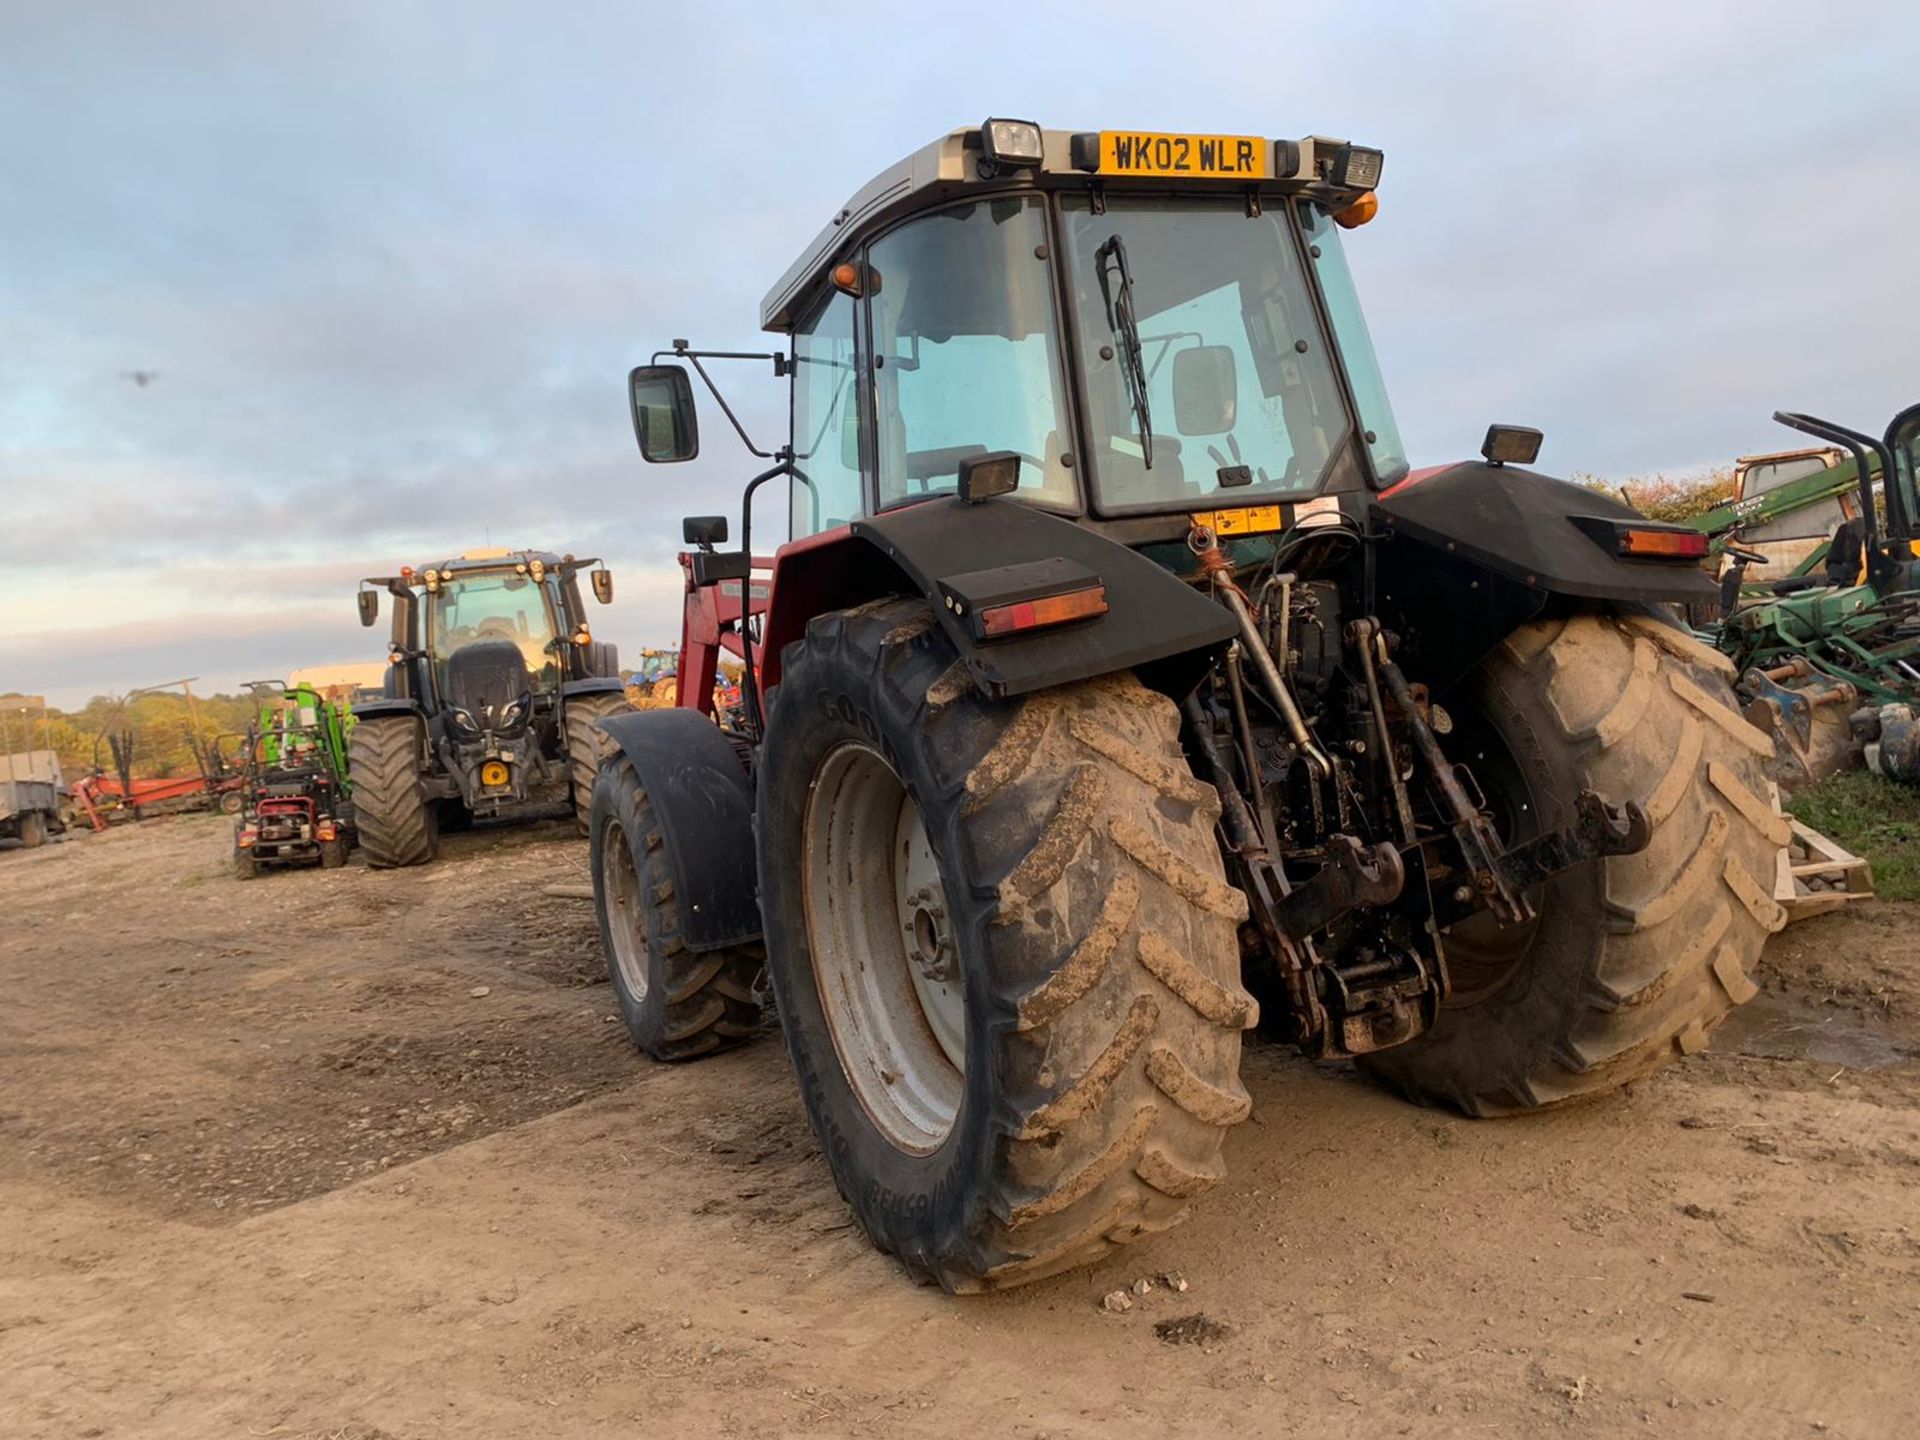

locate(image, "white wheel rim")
[[803, 741, 963, 1155], [601, 818, 649, 1002]]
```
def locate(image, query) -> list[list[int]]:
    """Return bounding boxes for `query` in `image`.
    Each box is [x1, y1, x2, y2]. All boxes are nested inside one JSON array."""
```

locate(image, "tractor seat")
[[445, 639, 534, 734]]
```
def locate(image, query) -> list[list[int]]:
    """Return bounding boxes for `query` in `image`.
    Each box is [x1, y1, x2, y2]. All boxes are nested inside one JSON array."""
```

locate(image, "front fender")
[[847, 497, 1235, 700], [351, 696, 422, 722], [561, 676, 628, 700], [595, 708, 760, 952]]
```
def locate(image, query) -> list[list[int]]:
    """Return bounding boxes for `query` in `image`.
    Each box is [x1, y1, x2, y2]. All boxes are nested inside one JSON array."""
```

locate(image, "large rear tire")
[[758, 599, 1256, 1292], [566, 692, 632, 834], [590, 758, 763, 1060], [347, 716, 439, 869], [1361, 612, 1785, 1114]]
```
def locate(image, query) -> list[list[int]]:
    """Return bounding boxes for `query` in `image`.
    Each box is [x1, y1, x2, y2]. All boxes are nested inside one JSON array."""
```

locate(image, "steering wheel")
[[1724, 545, 1769, 567]]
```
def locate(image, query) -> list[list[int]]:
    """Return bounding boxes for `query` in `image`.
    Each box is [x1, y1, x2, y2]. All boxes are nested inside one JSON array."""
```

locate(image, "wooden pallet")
[[1775, 818, 1875, 924]]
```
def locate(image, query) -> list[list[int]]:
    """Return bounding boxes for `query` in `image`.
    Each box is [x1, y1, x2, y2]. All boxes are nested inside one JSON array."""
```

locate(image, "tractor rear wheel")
[[347, 716, 439, 868], [590, 758, 763, 1060], [758, 599, 1256, 1292], [1361, 612, 1785, 1114], [565, 692, 632, 834]]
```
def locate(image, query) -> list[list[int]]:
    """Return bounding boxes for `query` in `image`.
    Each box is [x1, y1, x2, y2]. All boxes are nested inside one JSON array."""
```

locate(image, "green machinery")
[[1704, 408, 1920, 787], [232, 682, 357, 876]]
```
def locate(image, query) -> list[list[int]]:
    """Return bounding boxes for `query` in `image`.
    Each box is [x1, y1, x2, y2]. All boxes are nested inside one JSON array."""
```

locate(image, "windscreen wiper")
[[1095, 234, 1153, 469]]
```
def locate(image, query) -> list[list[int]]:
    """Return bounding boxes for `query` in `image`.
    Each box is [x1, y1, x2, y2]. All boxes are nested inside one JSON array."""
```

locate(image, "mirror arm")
[[652, 343, 787, 460], [734, 453, 796, 739]]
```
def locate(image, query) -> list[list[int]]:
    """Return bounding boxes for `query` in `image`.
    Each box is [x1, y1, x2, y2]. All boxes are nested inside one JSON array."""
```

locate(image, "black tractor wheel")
[[318, 836, 349, 869], [758, 599, 1256, 1292], [218, 790, 243, 816], [17, 811, 46, 849], [1362, 612, 1785, 1114], [590, 756, 763, 1059], [347, 716, 439, 868], [565, 691, 632, 834], [232, 850, 260, 880]]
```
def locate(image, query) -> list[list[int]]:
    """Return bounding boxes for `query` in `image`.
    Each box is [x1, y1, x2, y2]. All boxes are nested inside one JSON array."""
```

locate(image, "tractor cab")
[[634, 125, 1404, 545]]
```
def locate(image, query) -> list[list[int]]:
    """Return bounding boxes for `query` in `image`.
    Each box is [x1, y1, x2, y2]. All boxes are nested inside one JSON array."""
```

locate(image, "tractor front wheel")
[[347, 716, 439, 868], [565, 692, 632, 834], [758, 599, 1257, 1292], [17, 811, 46, 849], [590, 758, 763, 1060], [1361, 612, 1785, 1114]]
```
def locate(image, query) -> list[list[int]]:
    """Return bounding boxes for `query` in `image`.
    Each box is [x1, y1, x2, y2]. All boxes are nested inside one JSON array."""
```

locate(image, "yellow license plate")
[[1192, 505, 1285, 536], [1098, 131, 1270, 179]]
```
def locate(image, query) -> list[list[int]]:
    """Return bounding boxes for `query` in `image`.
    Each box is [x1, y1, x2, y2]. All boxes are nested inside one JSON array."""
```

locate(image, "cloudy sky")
[[4, 1, 1916, 707]]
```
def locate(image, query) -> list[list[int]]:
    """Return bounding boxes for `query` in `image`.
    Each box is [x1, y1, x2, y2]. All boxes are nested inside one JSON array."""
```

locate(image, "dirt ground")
[[2, 815, 1915, 1439]]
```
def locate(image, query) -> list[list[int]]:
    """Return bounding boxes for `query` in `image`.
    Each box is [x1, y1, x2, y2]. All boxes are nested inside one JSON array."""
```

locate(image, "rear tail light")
[[1617, 528, 1710, 559], [977, 585, 1109, 638]]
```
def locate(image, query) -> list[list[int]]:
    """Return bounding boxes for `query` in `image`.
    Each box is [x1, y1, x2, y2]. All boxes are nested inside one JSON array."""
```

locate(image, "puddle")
[[1717, 990, 1908, 1071]]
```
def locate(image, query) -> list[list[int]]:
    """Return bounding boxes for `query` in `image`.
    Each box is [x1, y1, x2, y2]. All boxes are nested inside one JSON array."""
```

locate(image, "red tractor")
[[589, 122, 1782, 1292]]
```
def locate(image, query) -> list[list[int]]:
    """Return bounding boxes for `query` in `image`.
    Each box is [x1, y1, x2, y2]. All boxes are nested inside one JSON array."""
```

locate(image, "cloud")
[[3, 0, 1918, 703]]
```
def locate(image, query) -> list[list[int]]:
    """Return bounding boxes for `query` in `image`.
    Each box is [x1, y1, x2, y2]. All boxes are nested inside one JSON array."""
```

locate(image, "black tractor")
[[350, 548, 630, 866], [594, 122, 1784, 1292]]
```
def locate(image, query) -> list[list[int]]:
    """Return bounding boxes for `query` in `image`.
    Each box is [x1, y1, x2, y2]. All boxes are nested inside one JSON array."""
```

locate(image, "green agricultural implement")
[[232, 682, 357, 877], [1710, 407, 1920, 788]]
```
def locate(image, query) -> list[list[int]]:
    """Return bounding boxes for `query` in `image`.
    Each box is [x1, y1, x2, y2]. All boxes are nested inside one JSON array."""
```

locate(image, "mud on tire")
[[346, 715, 439, 869], [1361, 611, 1785, 1114], [590, 757, 762, 1061], [758, 598, 1257, 1292]]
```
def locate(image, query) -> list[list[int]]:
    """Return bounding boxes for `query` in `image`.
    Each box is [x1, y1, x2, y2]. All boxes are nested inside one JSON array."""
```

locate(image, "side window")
[[791, 290, 865, 537], [867, 198, 1075, 509], [1740, 456, 1844, 543]]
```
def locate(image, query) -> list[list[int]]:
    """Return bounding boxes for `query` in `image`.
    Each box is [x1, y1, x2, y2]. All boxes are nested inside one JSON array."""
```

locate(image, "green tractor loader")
[[231, 681, 355, 877], [350, 548, 631, 866], [588, 122, 1787, 1292]]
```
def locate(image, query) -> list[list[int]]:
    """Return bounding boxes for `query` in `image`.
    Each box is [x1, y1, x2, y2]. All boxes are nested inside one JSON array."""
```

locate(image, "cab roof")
[[761, 124, 1376, 332]]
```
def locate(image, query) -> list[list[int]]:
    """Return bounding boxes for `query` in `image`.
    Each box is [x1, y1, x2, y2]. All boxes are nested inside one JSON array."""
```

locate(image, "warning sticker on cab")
[[1191, 505, 1285, 536]]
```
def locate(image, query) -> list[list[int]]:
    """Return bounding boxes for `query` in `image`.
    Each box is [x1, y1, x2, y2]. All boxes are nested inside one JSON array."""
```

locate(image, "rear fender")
[[595, 708, 761, 951], [1372, 463, 1720, 687], [761, 499, 1235, 701], [1373, 463, 1719, 606]]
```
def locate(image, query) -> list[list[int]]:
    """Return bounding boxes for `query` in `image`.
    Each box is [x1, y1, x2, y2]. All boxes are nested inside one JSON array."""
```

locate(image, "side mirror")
[[590, 568, 614, 604], [629, 364, 699, 463], [1172, 346, 1238, 436], [683, 515, 728, 548], [357, 590, 379, 627]]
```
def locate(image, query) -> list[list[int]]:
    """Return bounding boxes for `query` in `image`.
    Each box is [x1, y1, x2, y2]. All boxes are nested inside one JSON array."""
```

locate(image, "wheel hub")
[[803, 741, 964, 1155]]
